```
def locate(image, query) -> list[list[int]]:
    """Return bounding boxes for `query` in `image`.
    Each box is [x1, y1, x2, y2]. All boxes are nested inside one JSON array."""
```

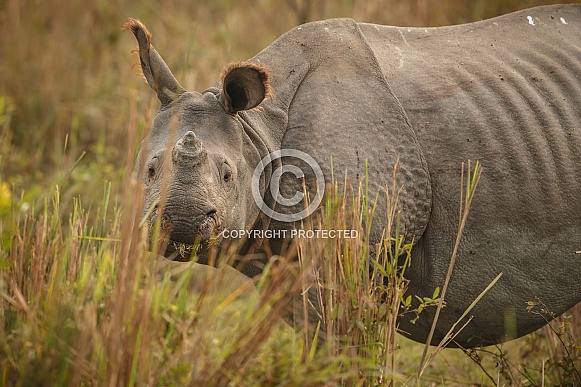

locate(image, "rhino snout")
[[149, 204, 221, 261], [152, 207, 219, 239]]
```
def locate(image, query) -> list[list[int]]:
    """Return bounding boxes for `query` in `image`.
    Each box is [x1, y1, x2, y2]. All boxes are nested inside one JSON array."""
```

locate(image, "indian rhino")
[[125, 4, 581, 347]]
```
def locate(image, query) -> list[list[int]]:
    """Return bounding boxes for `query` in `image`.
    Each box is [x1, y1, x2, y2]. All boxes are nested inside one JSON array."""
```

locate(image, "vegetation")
[[1, 0, 580, 385]]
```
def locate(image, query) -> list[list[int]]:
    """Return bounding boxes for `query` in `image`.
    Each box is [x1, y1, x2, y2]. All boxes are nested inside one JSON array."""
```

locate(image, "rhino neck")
[[246, 18, 432, 246]]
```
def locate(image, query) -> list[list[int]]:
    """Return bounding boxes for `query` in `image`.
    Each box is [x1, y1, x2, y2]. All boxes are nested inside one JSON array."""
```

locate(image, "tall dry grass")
[[0, 157, 422, 384], [1, 140, 578, 385]]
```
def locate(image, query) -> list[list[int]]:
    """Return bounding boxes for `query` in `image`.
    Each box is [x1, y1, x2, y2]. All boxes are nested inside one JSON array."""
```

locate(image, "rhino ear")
[[123, 18, 185, 106], [219, 62, 272, 114]]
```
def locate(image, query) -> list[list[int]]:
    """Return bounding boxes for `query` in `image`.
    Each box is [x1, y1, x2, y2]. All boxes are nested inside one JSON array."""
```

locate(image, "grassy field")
[[1, 0, 580, 385]]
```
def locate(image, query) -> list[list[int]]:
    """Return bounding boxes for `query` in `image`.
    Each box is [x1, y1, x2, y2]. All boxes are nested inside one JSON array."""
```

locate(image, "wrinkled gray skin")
[[127, 4, 581, 348]]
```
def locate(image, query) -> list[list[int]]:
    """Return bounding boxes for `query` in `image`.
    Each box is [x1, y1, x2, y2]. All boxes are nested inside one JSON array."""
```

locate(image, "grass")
[[1, 161, 579, 385], [0, 171, 409, 385], [1, 0, 580, 385]]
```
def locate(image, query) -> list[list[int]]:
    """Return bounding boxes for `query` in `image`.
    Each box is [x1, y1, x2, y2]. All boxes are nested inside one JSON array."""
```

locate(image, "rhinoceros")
[[125, 4, 581, 347]]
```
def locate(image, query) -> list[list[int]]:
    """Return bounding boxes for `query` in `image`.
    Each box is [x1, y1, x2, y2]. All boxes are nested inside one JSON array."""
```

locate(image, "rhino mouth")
[[166, 240, 205, 261], [152, 212, 222, 261]]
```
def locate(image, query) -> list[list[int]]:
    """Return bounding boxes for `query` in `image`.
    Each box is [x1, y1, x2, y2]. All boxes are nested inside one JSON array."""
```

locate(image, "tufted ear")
[[218, 62, 272, 114], [123, 18, 185, 106]]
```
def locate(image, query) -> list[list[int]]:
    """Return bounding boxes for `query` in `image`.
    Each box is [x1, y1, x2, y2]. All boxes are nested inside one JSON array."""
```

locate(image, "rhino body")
[[127, 4, 581, 347]]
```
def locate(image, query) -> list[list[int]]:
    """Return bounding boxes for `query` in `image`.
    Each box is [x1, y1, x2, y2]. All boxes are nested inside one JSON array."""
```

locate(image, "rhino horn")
[[124, 18, 185, 106], [172, 131, 207, 166]]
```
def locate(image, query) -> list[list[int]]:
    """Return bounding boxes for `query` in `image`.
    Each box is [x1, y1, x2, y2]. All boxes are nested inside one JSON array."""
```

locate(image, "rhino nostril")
[[206, 209, 217, 219]]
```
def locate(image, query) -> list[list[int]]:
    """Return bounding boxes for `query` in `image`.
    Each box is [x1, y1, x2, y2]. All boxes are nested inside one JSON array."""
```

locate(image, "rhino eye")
[[146, 157, 159, 184], [222, 162, 233, 183]]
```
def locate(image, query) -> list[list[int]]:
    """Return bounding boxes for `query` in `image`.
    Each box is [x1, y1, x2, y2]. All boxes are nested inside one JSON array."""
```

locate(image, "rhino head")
[[125, 19, 272, 263]]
